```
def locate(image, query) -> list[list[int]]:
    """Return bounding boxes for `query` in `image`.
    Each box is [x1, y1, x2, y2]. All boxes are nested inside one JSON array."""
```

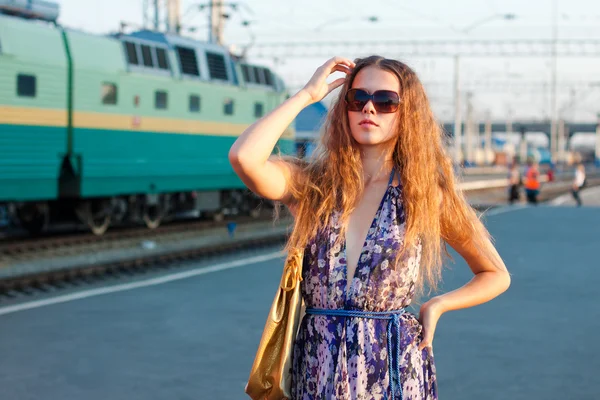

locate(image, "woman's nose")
[[362, 100, 376, 114]]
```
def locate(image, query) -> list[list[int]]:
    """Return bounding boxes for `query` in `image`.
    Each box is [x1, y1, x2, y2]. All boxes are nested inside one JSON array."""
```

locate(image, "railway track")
[[1, 177, 598, 301], [0, 231, 288, 301]]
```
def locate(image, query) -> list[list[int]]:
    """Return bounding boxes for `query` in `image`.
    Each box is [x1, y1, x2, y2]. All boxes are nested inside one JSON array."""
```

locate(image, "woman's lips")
[[359, 119, 378, 126]]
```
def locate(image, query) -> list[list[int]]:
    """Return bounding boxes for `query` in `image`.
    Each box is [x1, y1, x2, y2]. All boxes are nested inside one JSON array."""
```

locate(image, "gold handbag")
[[245, 247, 304, 400]]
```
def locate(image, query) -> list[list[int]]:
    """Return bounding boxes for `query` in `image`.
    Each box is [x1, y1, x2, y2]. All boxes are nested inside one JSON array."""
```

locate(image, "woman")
[[229, 56, 510, 399]]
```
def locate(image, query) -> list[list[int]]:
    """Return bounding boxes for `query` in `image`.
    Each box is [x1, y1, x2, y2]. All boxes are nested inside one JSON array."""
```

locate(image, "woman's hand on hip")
[[300, 56, 355, 104], [418, 297, 444, 351]]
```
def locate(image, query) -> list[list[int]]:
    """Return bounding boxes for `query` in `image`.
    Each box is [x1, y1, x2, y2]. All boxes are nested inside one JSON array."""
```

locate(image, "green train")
[[0, 2, 295, 234]]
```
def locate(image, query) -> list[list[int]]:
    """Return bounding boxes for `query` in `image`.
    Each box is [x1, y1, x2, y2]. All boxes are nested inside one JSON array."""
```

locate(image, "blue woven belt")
[[305, 308, 406, 400]]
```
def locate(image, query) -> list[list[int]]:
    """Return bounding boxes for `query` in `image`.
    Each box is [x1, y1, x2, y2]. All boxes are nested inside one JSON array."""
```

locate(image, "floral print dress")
[[291, 172, 437, 399]]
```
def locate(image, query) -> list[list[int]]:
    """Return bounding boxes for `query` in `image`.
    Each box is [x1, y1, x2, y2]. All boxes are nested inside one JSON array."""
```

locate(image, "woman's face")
[[347, 66, 400, 147]]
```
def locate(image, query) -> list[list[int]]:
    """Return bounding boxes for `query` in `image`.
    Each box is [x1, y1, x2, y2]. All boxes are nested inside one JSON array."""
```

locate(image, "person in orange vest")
[[524, 158, 541, 204]]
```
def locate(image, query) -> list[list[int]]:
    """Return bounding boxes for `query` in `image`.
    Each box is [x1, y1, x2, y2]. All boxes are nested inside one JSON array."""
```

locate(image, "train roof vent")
[[241, 64, 251, 83], [0, 0, 59, 22], [175, 45, 200, 76], [263, 68, 274, 87], [239, 63, 277, 88], [206, 51, 228, 81]]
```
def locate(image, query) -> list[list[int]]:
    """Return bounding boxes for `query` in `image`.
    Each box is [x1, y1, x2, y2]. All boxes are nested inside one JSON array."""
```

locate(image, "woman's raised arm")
[[228, 56, 355, 206]]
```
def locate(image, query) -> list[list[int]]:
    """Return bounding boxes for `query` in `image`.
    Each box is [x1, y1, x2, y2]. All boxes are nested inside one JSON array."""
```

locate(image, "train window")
[[189, 95, 201, 113], [254, 102, 264, 118], [156, 48, 169, 70], [17, 74, 36, 97], [101, 83, 117, 105], [206, 52, 228, 81], [141, 45, 154, 67], [155, 90, 168, 110], [124, 42, 139, 65], [224, 98, 234, 115], [175, 46, 200, 76]]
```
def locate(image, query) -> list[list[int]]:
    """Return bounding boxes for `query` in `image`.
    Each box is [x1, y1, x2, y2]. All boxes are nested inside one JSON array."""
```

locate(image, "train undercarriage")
[[1, 188, 268, 236]]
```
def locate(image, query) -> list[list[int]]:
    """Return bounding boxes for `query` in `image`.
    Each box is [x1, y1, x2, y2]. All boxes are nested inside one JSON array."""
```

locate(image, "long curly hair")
[[277, 55, 503, 297]]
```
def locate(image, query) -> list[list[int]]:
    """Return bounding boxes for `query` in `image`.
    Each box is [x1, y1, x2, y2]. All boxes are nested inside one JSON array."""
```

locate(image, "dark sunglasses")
[[344, 88, 400, 113]]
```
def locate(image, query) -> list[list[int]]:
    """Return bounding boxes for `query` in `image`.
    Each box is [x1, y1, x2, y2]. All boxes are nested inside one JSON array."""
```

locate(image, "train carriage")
[[0, 10, 69, 230], [0, 2, 295, 234]]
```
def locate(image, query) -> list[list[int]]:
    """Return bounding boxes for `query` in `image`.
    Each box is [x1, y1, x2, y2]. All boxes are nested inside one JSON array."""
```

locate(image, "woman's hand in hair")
[[301, 56, 355, 104]]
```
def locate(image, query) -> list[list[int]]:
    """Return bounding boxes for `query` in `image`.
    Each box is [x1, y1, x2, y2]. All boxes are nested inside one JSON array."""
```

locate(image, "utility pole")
[[465, 92, 474, 166], [142, 0, 161, 30], [476, 118, 483, 165], [596, 113, 600, 166], [549, 0, 559, 163], [485, 111, 492, 165], [167, 0, 180, 33], [143, 0, 179, 33], [208, 0, 225, 44], [506, 105, 513, 134], [557, 119, 565, 163], [154, 0, 160, 30], [519, 126, 528, 164], [453, 54, 462, 165], [563, 123, 569, 164]]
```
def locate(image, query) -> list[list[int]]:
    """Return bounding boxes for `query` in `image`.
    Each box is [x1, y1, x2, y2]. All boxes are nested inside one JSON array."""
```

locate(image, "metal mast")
[[167, 0, 181, 33], [550, 0, 559, 163], [208, 0, 226, 44], [142, 0, 180, 33]]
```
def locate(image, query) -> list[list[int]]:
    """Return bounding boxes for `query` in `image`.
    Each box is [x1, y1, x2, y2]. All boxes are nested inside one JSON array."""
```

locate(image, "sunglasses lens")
[[346, 89, 369, 112], [373, 91, 400, 113], [346, 89, 400, 113]]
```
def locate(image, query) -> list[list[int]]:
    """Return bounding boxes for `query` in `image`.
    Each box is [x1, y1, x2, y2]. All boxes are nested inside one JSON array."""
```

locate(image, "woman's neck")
[[360, 145, 395, 185]]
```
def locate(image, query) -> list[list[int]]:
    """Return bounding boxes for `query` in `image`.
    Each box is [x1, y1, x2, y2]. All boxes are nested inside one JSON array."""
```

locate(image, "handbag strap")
[[281, 247, 304, 291]]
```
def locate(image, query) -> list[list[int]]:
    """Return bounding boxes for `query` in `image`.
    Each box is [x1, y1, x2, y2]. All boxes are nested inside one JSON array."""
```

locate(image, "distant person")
[[524, 159, 541, 204], [508, 163, 521, 204], [571, 162, 586, 207], [232, 56, 510, 399], [547, 165, 555, 182]]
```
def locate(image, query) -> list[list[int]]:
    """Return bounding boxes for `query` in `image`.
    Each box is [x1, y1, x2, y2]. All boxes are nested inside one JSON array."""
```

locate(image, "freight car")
[[0, 2, 295, 235]]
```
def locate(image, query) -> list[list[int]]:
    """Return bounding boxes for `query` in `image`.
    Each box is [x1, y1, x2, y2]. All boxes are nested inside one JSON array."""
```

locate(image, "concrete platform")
[[0, 205, 598, 399], [550, 185, 600, 207]]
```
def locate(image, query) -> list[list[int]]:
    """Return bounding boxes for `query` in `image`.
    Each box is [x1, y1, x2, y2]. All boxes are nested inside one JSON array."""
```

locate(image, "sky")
[[54, 0, 600, 123]]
